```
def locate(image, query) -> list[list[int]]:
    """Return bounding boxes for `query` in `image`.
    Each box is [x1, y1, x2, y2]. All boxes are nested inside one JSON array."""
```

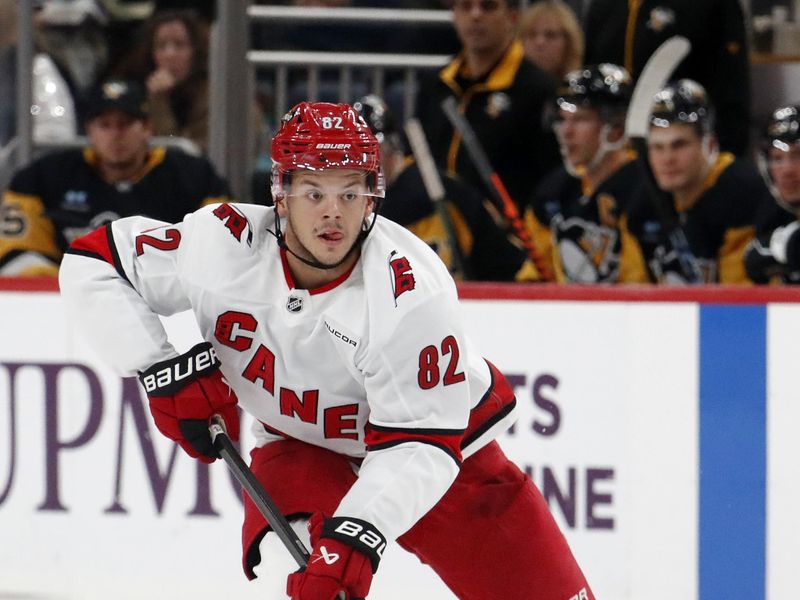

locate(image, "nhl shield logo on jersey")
[[286, 294, 304, 313], [388, 250, 415, 303]]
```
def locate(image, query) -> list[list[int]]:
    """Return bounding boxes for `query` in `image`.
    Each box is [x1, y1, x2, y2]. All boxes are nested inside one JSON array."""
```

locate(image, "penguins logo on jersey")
[[388, 250, 415, 303]]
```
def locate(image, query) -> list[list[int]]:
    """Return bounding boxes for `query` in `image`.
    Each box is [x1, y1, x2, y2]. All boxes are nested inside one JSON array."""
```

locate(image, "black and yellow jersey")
[[380, 161, 527, 281], [627, 153, 766, 284], [415, 40, 561, 211], [524, 157, 650, 283], [743, 197, 800, 284], [0, 146, 230, 276]]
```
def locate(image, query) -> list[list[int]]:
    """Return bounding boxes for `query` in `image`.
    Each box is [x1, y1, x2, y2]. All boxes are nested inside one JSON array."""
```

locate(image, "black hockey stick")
[[209, 416, 361, 600], [624, 35, 702, 283], [404, 117, 469, 279], [209, 415, 311, 567], [440, 96, 554, 281]]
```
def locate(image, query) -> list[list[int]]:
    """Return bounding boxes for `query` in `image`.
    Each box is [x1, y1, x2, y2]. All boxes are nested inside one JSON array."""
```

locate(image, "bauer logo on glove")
[[138, 342, 240, 463], [140, 344, 220, 394]]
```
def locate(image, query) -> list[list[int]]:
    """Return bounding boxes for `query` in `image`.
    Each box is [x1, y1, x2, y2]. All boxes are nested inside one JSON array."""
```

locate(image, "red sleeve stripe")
[[65, 224, 130, 284], [461, 360, 517, 451], [365, 424, 463, 465]]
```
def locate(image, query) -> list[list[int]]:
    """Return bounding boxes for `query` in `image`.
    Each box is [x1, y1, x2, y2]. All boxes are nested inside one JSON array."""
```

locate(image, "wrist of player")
[[138, 342, 239, 463], [287, 514, 386, 600]]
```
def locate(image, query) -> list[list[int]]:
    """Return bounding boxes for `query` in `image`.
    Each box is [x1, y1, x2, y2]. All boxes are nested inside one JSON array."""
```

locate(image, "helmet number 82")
[[417, 335, 466, 390], [321, 116, 344, 129]]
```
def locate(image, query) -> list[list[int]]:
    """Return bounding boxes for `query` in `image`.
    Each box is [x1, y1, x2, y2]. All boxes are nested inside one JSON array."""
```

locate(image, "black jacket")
[[415, 41, 561, 212], [584, 0, 751, 155]]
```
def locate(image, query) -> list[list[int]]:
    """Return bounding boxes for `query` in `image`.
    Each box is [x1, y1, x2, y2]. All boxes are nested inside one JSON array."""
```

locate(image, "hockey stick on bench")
[[440, 96, 554, 281], [404, 117, 469, 279], [209, 416, 363, 600]]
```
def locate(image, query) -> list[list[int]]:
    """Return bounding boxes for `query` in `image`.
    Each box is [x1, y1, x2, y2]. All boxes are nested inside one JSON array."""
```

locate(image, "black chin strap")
[[266, 202, 380, 271]]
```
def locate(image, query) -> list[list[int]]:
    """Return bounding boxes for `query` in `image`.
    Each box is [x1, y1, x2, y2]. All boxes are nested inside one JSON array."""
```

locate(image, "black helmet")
[[762, 105, 800, 152], [555, 63, 632, 122], [352, 94, 403, 149], [650, 79, 714, 135]]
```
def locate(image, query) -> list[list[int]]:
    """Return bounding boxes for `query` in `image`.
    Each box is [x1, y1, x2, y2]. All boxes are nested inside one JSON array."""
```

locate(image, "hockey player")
[[744, 105, 800, 283], [0, 79, 230, 276], [58, 102, 594, 600], [627, 79, 768, 284], [525, 63, 650, 283]]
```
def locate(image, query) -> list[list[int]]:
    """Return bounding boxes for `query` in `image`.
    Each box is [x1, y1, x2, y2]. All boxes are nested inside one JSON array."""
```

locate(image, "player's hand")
[[287, 513, 386, 600], [138, 342, 239, 463], [146, 68, 177, 96]]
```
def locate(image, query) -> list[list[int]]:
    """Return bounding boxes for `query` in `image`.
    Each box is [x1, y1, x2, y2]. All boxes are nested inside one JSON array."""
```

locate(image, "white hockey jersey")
[[59, 203, 517, 541]]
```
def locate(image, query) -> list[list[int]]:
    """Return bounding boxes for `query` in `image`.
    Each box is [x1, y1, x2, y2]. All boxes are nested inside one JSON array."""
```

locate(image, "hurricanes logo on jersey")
[[388, 250, 415, 303]]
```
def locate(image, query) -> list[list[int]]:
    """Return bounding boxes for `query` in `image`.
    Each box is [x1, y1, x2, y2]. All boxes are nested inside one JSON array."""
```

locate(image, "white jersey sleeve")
[[59, 214, 193, 375]]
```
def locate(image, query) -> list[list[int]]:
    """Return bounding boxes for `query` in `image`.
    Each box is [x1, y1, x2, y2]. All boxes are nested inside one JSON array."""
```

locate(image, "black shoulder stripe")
[[367, 438, 462, 466], [105, 224, 131, 284], [472, 359, 496, 411], [461, 398, 516, 450]]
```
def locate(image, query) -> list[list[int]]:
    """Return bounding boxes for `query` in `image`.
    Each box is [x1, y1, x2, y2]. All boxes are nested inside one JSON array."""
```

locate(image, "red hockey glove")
[[138, 342, 239, 463], [287, 513, 386, 600]]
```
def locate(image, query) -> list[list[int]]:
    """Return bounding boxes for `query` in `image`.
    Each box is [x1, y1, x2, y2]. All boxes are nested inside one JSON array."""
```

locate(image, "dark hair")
[[114, 9, 208, 81]]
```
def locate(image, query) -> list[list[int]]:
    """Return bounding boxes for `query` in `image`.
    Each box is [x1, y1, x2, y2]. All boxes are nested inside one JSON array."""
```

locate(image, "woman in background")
[[519, 0, 583, 83], [116, 9, 210, 152]]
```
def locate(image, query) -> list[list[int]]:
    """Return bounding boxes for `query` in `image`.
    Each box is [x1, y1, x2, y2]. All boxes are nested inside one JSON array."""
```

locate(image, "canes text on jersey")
[[214, 310, 358, 439]]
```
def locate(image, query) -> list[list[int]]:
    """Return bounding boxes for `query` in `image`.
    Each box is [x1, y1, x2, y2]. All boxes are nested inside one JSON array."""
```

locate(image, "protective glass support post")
[[16, 0, 34, 169], [209, 0, 251, 202]]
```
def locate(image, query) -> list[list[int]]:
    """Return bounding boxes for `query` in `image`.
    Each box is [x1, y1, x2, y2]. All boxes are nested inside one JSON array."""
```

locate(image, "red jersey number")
[[135, 228, 181, 256], [417, 335, 466, 390]]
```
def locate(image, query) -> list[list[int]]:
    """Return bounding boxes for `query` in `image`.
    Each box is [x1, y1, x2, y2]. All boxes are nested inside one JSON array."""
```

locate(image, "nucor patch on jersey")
[[324, 320, 358, 348]]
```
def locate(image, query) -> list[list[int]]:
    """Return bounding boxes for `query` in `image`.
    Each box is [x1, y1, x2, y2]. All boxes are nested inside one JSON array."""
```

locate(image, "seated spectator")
[[519, 0, 583, 83], [114, 9, 211, 151], [415, 0, 561, 212], [0, 79, 230, 277], [525, 64, 649, 283], [627, 80, 768, 284], [354, 94, 529, 281], [744, 106, 800, 284]]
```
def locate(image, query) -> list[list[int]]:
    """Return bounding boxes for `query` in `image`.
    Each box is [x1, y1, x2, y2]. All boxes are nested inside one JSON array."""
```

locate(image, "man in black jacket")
[[0, 79, 230, 276], [415, 0, 561, 213]]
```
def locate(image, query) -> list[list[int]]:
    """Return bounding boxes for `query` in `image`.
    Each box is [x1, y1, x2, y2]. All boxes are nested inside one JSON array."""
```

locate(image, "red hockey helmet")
[[270, 101, 385, 200]]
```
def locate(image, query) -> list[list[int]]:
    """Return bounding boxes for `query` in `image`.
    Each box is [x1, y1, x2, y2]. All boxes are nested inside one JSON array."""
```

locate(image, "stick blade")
[[625, 35, 691, 139]]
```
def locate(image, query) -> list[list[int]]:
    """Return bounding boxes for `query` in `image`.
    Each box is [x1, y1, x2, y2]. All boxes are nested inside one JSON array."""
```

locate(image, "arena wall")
[[1, 280, 798, 600]]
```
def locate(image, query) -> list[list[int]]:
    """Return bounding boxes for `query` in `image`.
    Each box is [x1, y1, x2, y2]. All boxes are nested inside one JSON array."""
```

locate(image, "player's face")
[[86, 109, 152, 170], [278, 169, 374, 281], [554, 107, 603, 169], [522, 12, 567, 77], [452, 0, 517, 56], [153, 20, 194, 82], [647, 124, 708, 193], [768, 144, 800, 206]]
